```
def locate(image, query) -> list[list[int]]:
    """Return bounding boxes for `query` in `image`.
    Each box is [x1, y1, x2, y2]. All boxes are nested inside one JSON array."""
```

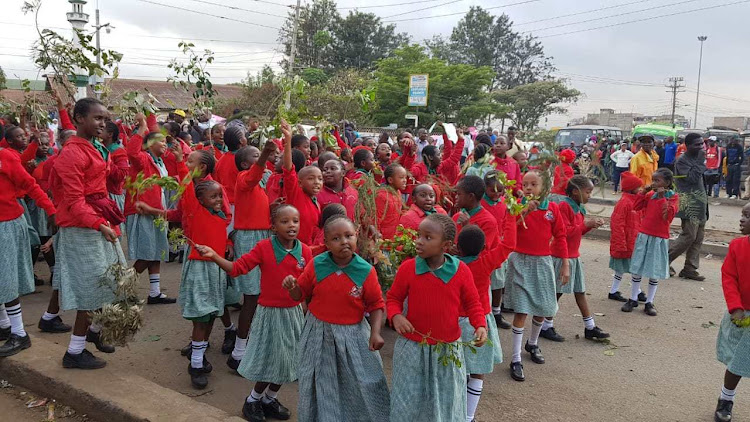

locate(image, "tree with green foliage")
[[279, 0, 339, 71], [373, 45, 498, 127], [0, 66, 6, 91], [493, 80, 580, 131], [300, 68, 329, 86], [331, 11, 409, 70], [302, 69, 374, 125]]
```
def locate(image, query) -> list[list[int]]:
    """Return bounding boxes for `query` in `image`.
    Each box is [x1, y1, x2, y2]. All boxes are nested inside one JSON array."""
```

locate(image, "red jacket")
[[214, 152, 239, 205], [633, 191, 678, 239], [399, 204, 447, 231], [166, 175, 231, 239], [609, 192, 642, 259], [317, 179, 359, 220], [0, 148, 56, 222], [124, 134, 165, 217], [49, 136, 109, 229], [375, 187, 403, 239], [722, 236, 750, 313], [514, 200, 568, 257], [409, 136, 465, 186], [551, 163, 574, 196], [107, 146, 129, 195], [234, 164, 270, 231], [490, 156, 523, 195], [550, 199, 591, 259]]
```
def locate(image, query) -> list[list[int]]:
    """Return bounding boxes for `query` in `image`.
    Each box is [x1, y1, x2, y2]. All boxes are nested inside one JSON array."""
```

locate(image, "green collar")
[[313, 252, 372, 288], [457, 255, 478, 264], [462, 205, 483, 217], [651, 190, 675, 200], [208, 208, 227, 219], [482, 194, 500, 206], [428, 167, 437, 175], [106, 142, 122, 153], [216, 143, 228, 152], [415, 254, 459, 284], [147, 150, 164, 167], [423, 207, 436, 215], [271, 236, 303, 265], [355, 168, 370, 175], [522, 196, 549, 210], [562, 196, 586, 215], [90, 138, 109, 161]]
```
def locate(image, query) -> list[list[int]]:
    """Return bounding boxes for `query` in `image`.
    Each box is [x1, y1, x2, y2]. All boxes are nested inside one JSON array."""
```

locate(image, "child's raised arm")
[[280, 119, 293, 172]]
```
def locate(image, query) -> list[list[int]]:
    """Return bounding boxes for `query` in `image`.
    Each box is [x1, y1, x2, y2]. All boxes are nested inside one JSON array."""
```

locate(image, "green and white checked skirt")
[[54, 227, 126, 311], [231, 229, 270, 296], [109, 193, 125, 213], [0, 216, 35, 303], [164, 188, 179, 210], [553, 257, 586, 294], [630, 233, 669, 280], [297, 313, 390, 422], [178, 254, 227, 320], [224, 280, 241, 306], [26, 199, 51, 238], [18, 199, 40, 247], [459, 313, 502, 374], [505, 252, 559, 317], [717, 312, 750, 378], [125, 214, 168, 261], [490, 262, 507, 290], [609, 257, 632, 275], [390, 336, 466, 422], [238, 304, 304, 384]]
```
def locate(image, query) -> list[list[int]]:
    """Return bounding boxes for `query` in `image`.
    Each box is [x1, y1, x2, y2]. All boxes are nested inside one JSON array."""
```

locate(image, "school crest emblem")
[[349, 286, 363, 298], [298, 257, 306, 269], [545, 210, 554, 221]]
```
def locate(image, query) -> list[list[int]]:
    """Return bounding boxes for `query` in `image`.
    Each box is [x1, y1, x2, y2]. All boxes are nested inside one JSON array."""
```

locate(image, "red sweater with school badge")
[[514, 199, 568, 257], [234, 164, 271, 230], [229, 237, 312, 308], [386, 255, 486, 344], [459, 227, 517, 316], [633, 191, 679, 239], [550, 197, 592, 259], [453, 206, 500, 251], [722, 237, 750, 314], [283, 168, 321, 245], [295, 252, 385, 325]]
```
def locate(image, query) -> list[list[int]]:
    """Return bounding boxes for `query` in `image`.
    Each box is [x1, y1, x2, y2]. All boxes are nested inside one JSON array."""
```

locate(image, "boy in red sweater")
[[714, 202, 750, 422], [281, 120, 321, 245], [453, 175, 499, 252]]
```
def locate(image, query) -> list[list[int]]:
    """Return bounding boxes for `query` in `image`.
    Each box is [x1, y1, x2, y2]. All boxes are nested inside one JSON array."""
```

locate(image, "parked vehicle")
[[555, 125, 623, 148]]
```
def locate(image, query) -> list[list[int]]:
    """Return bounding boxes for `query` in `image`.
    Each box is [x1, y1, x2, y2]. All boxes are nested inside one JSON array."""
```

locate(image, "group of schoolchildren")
[[1, 96, 749, 422]]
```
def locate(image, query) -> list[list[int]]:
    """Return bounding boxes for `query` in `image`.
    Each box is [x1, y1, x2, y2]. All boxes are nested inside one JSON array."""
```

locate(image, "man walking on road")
[[725, 137, 745, 199], [669, 133, 708, 281]]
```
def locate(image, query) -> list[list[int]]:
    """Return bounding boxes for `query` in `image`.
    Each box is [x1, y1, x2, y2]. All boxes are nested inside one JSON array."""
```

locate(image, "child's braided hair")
[[194, 179, 221, 201], [425, 213, 456, 242], [565, 175, 593, 197]]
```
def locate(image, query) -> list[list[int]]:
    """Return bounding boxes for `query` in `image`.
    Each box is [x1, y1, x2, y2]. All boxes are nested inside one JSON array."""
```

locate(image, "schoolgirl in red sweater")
[[213, 125, 248, 228], [283, 216, 389, 421], [281, 120, 321, 245], [607, 171, 645, 303], [453, 175, 500, 252], [101, 121, 129, 213], [622, 168, 679, 316], [375, 164, 408, 239], [542, 175, 609, 343], [387, 213, 487, 422], [505, 170, 569, 382], [550, 149, 576, 199], [407, 126, 465, 186], [197, 204, 312, 422], [489, 136, 523, 197], [347, 147, 375, 184], [318, 158, 358, 219], [0, 146, 56, 357], [714, 203, 750, 422], [399, 184, 447, 231]]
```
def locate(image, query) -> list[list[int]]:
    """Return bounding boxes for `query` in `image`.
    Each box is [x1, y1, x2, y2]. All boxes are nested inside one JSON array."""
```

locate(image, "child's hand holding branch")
[[392, 314, 415, 335], [473, 327, 488, 347]]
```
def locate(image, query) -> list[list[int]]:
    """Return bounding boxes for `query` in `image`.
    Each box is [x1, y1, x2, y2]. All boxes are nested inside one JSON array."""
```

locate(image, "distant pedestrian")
[[663, 136, 677, 171], [725, 137, 745, 199], [704, 137, 723, 197], [610, 143, 634, 193], [629, 135, 659, 186]]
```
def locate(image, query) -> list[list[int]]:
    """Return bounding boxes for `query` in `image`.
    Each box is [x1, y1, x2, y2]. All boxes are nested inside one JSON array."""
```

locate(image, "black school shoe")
[[524, 341, 545, 364], [38, 316, 72, 333], [494, 313, 511, 329], [638, 291, 647, 302], [584, 326, 610, 341], [185, 354, 213, 373], [539, 327, 565, 342], [188, 364, 208, 389], [147, 294, 177, 305], [0, 326, 10, 341], [679, 270, 706, 281], [262, 397, 291, 420], [644, 302, 657, 316], [715, 399, 734, 422], [62, 349, 106, 369], [222, 329, 237, 354], [510, 362, 525, 382], [0, 333, 31, 357], [242, 399, 266, 422], [86, 330, 115, 353], [621, 299, 638, 312], [608, 291, 627, 302], [227, 355, 241, 371]]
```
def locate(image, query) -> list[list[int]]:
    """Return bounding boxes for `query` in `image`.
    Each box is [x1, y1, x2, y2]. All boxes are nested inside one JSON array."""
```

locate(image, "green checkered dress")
[[459, 313, 502, 374], [717, 312, 750, 377], [505, 252, 559, 317], [231, 229, 271, 295], [490, 262, 507, 290], [629, 233, 669, 280], [553, 257, 586, 294], [0, 216, 35, 303], [18, 199, 40, 247], [109, 193, 125, 213], [178, 249, 228, 320], [125, 214, 168, 261], [297, 313, 390, 422], [26, 199, 51, 238], [389, 336, 466, 422], [609, 257, 632, 274]]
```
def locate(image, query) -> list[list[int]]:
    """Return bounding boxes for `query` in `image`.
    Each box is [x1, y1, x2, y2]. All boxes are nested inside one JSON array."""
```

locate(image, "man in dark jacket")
[[725, 137, 745, 199]]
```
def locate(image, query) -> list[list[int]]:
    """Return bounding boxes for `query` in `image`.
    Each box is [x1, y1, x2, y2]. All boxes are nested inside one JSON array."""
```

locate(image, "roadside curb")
[[589, 196, 748, 208], [0, 334, 244, 422], [588, 227, 728, 257]]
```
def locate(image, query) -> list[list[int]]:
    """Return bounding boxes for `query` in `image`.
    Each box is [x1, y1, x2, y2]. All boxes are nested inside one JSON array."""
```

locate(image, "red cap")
[[558, 149, 577, 164], [620, 171, 643, 192]]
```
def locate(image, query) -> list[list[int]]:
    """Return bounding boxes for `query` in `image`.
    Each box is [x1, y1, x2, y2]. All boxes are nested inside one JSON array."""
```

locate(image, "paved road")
[[16, 238, 743, 421]]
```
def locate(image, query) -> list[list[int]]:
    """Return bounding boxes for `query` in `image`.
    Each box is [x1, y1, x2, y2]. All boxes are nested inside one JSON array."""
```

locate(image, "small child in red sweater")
[[387, 213, 487, 422], [399, 183, 447, 231], [197, 204, 312, 421], [375, 164, 408, 239], [281, 120, 322, 245], [482, 171, 512, 330], [453, 175, 500, 252], [622, 168, 678, 316], [489, 136, 522, 197], [607, 171, 646, 303], [714, 202, 750, 422], [283, 216, 389, 421]]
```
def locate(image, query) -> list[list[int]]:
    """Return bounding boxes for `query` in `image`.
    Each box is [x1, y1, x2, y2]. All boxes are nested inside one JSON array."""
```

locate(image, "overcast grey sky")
[[2, 0, 749, 129]]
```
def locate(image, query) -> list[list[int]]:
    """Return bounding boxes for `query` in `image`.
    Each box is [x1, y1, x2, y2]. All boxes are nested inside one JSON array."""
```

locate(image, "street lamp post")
[[694, 35, 707, 128], [91, 6, 113, 98]]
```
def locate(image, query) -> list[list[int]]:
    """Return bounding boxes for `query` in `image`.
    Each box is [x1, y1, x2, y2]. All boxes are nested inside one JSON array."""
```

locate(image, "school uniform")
[[408, 137, 465, 186], [386, 255, 485, 422], [26, 155, 52, 239], [316, 179, 359, 220], [505, 199, 567, 317], [550, 197, 591, 294], [214, 151, 240, 231], [375, 186, 403, 240], [124, 133, 169, 261], [106, 144, 129, 213], [453, 206, 500, 251], [490, 156, 522, 196], [295, 252, 389, 422], [398, 204, 447, 231], [265, 172, 283, 205], [49, 136, 127, 311], [629, 191, 679, 280], [717, 237, 750, 377], [232, 164, 272, 295], [482, 194, 511, 290], [283, 168, 321, 245], [230, 237, 312, 384], [609, 192, 642, 274], [550, 162, 574, 202], [0, 149, 56, 304]]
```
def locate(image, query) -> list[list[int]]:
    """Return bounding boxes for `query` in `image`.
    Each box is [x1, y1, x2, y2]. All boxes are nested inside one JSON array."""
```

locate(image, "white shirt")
[[610, 150, 635, 168]]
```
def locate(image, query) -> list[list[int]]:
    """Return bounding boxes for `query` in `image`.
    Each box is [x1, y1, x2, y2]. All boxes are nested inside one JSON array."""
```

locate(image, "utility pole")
[[95, 8, 101, 67], [667, 76, 685, 129], [92, 2, 112, 99], [285, 0, 301, 110], [694, 36, 708, 128]]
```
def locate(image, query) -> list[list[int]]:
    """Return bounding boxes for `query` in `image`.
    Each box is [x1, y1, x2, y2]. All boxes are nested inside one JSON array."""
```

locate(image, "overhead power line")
[[381, 0, 465, 20], [135, 0, 281, 30], [180, 0, 289, 18], [338, 0, 446, 9], [513, 0, 652, 26], [382, 0, 539, 22]]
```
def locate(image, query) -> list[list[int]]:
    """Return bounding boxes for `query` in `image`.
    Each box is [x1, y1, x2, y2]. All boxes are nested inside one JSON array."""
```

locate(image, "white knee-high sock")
[[149, 273, 161, 298], [511, 327, 524, 363], [528, 319, 543, 346], [0, 304, 10, 329], [720, 386, 737, 402], [232, 336, 248, 361], [191, 340, 207, 369], [6, 304, 26, 337], [630, 276, 642, 301], [610, 272, 623, 294], [466, 378, 484, 422], [647, 279, 659, 303], [541, 318, 554, 330], [582, 315, 595, 330], [67, 335, 85, 355]]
